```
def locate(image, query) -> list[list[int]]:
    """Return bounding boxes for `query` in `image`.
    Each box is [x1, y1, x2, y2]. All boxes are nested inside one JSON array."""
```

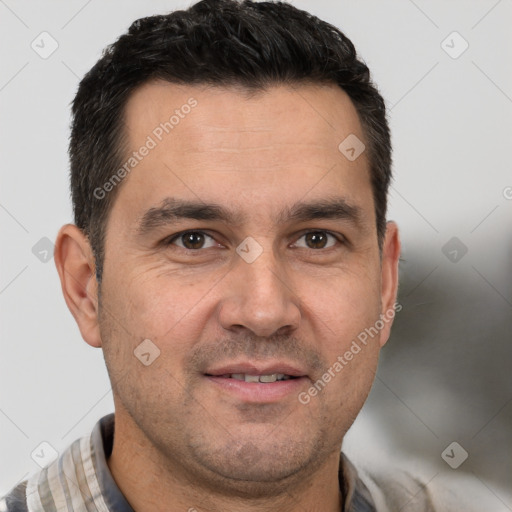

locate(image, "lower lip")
[[205, 376, 307, 403]]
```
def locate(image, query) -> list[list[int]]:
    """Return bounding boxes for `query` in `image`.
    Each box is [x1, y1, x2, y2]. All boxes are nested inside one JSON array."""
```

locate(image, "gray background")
[[1, 0, 511, 508]]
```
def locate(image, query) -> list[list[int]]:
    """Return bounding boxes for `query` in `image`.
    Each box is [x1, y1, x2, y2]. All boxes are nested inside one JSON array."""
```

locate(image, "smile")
[[208, 373, 297, 383]]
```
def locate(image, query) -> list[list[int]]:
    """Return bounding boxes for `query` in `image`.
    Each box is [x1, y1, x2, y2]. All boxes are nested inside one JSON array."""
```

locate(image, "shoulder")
[[358, 465, 480, 512], [0, 414, 116, 512], [0, 480, 29, 512]]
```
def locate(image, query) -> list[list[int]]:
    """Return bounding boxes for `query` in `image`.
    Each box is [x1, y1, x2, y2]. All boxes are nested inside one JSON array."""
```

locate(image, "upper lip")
[[205, 361, 307, 377]]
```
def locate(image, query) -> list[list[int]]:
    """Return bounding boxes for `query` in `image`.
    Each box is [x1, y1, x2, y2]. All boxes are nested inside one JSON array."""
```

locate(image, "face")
[[83, 82, 399, 493]]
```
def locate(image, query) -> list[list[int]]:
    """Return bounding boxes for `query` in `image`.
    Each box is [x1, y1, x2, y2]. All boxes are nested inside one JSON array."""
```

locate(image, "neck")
[[107, 410, 344, 512]]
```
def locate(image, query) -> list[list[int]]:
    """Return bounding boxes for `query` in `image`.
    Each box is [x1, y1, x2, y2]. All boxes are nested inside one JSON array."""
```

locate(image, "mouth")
[[205, 373, 299, 383], [204, 363, 308, 403]]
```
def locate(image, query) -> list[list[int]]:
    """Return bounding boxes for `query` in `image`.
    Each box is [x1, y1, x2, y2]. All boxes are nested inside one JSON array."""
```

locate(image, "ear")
[[54, 224, 102, 348], [378, 221, 401, 347]]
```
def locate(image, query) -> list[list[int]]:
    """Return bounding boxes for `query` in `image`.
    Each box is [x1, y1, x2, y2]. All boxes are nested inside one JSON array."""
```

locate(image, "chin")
[[183, 432, 328, 496]]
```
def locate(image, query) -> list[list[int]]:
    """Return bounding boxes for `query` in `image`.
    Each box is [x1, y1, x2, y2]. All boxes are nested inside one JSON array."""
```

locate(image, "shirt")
[[0, 414, 463, 511]]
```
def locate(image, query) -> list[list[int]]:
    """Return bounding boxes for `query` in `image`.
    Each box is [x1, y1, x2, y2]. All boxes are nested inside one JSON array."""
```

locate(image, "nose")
[[217, 248, 302, 338]]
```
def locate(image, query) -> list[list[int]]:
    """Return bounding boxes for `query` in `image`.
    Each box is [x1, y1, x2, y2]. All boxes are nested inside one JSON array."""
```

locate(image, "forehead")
[[124, 80, 364, 154], [113, 80, 373, 229]]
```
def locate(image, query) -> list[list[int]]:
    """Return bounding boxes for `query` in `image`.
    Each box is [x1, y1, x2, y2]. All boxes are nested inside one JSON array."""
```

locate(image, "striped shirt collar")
[[2, 413, 376, 512]]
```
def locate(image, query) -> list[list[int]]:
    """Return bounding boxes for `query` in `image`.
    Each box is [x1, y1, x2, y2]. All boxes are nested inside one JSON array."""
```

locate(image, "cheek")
[[303, 271, 382, 344], [298, 270, 382, 409], [98, 272, 206, 403], [104, 264, 218, 360]]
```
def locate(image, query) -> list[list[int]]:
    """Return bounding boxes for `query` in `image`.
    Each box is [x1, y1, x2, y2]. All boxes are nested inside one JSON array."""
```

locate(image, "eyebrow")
[[136, 196, 363, 236]]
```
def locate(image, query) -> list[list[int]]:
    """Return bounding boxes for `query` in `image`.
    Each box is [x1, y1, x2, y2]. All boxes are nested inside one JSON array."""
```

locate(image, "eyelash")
[[164, 230, 345, 251]]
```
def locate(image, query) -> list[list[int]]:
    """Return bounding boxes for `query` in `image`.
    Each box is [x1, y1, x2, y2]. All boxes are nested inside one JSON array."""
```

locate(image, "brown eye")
[[169, 231, 216, 250], [182, 232, 205, 249], [294, 231, 339, 250], [305, 232, 328, 249]]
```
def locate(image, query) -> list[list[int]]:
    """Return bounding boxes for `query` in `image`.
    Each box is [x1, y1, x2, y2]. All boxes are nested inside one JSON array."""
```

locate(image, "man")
[[1, 1, 467, 510]]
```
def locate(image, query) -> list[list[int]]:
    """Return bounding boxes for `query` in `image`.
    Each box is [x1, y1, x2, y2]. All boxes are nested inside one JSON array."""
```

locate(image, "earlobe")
[[54, 224, 103, 348], [379, 221, 401, 347]]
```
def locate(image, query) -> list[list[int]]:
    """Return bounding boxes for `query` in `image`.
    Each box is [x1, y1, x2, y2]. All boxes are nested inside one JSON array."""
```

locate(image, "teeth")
[[227, 373, 290, 383], [245, 374, 261, 383], [259, 374, 278, 383]]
